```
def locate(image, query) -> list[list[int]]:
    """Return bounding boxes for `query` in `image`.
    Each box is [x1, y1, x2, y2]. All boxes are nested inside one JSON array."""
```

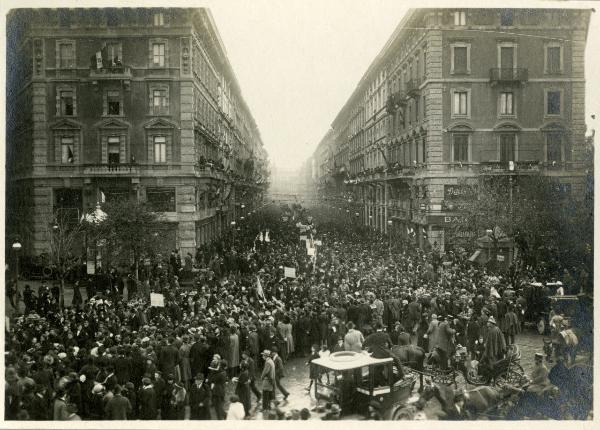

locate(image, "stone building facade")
[[312, 8, 591, 252], [6, 8, 269, 258]]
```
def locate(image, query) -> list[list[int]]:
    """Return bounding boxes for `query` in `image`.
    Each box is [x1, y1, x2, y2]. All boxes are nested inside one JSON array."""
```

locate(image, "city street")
[[4, 5, 595, 424]]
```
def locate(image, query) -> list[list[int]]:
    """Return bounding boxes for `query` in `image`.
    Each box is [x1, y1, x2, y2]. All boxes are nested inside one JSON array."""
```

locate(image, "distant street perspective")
[[4, 5, 595, 424]]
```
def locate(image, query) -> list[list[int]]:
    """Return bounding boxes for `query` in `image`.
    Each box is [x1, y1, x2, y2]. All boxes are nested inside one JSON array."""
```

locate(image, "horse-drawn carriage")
[[311, 351, 416, 419]]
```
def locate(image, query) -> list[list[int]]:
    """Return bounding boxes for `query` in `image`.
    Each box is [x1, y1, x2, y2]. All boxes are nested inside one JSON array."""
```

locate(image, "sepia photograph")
[[2, 0, 597, 425]]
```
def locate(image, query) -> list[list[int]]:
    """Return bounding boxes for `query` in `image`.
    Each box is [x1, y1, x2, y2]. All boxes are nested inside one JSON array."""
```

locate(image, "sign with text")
[[86, 260, 96, 275], [307, 247, 316, 256], [444, 184, 477, 200], [299, 235, 307, 241], [150, 293, 165, 307], [284, 267, 296, 278]]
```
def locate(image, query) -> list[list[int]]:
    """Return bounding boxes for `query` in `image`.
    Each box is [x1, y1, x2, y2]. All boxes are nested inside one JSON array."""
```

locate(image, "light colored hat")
[[261, 349, 271, 356], [488, 316, 497, 325], [92, 384, 104, 394], [431, 314, 438, 320]]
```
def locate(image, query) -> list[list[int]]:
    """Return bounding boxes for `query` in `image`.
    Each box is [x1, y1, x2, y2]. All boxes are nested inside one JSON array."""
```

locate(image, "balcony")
[[83, 163, 139, 176], [386, 91, 407, 114], [479, 161, 540, 174], [405, 78, 421, 97], [90, 65, 132, 90], [489, 68, 528, 84]]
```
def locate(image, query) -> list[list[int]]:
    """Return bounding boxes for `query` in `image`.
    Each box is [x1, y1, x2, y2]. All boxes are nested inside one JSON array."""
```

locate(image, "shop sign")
[[444, 184, 476, 200]]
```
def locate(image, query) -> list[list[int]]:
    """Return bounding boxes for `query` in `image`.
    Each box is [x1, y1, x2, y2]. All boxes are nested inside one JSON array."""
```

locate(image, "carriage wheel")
[[496, 368, 527, 388], [537, 318, 546, 335], [464, 370, 489, 386], [392, 406, 414, 420]]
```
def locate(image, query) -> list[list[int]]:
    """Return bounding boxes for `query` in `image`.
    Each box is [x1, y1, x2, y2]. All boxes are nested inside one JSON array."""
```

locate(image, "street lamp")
[[387, 220, 393, 249], [12, 240, 22, 299]]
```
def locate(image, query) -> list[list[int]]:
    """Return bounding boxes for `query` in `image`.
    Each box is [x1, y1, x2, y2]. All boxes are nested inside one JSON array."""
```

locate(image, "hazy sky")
[[209, 0, 410, 171]]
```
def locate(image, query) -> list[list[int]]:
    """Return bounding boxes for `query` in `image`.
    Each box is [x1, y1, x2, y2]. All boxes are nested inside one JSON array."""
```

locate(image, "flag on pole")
[[256, 275, 265, 299]]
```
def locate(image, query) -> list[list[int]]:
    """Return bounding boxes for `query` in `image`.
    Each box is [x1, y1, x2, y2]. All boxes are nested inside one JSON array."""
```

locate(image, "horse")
[[389, 344, 427, 392]]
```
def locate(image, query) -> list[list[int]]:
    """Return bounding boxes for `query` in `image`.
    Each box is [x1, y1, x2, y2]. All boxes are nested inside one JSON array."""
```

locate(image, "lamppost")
[[12, 240, 22, 300], [387, 219, 393, 250]]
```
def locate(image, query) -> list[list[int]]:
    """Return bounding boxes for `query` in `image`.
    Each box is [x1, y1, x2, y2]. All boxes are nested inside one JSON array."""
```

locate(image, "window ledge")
[[498, 114, 517, 119]]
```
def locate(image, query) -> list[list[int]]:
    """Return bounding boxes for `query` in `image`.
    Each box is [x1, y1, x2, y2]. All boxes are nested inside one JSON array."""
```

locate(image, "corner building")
[[6, 8, 269, 257], [315, 8, 591, 252]]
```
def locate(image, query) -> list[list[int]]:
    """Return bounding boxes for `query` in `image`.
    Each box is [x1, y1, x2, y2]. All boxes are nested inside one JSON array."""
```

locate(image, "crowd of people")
[[4, 202, 586, 421]]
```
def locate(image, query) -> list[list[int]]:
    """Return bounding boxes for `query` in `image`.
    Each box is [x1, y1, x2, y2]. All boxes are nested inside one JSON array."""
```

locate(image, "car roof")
[[312, 353, 393, 371]]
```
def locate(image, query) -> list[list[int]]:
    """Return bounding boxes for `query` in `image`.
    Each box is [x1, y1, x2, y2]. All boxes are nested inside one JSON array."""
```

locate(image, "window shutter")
[[149, 87, 154, 113], [101, 135, 108, 164], [73, 134, 79, 163], [120, 134, 127, 163], [148, 134, 154, 163], [72, 87, 77, 116], [55, 134, 61, 162], [165, 88, 170, 110], [56, 89, 61, 116], [166, 134, 171, 162]]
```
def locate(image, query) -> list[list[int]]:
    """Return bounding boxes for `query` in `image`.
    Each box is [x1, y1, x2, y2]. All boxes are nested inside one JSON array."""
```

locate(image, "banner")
[[284, 267, 296, 278], [86, 260, 96, 275], [307, 248, 316, 256], [315, 240, 322, 246], [299, 235, 307, 241], [150, 293, 165, 307], [256, 276, 265, 299]]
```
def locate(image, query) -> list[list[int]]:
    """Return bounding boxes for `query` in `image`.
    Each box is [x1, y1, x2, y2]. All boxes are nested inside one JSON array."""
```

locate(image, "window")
[[153, 43, 165, 67], [499, 92, 514, 116], [108, 136, 120, 164], [451, 44, 470, 74], [453, 91, 468, 116], [154, 12, 164, 26], [105, 42, 122, 66], [60, 90, 74, 116], [546, 90, 561, 115], [58, 42, 75, 69], [107, 91, 121, 115], [454, 11, 466, 26], [546, 133, 562, 162], [453, 134, 469, 162], [152, 88, 168, 115], [147, 188, 176, 212], [154, 136, 167, 163], [546, 46, 562, 74], [422, 137, 427, 163], [61, 137, 75, 163], [501, 9, 514, 26], [499, 134, 516, 163]]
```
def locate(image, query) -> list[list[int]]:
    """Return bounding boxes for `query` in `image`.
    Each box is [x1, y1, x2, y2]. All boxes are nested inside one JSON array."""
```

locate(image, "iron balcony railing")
[[489, 68, 528, 83]]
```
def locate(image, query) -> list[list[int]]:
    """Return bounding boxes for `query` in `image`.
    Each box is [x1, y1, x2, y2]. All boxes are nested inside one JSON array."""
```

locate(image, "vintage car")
[[311, 350, 416, 419]]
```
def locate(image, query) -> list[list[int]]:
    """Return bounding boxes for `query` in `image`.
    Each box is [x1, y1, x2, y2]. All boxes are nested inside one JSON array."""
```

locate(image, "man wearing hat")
[[436, 316, 456, 370], [260, 349, 276, 411], [189, 373, 211, 420], [364, 322, 392, 358], [482, 316, 506, 372], [139, 377, 158, 420], [528, 353, 555, 395]]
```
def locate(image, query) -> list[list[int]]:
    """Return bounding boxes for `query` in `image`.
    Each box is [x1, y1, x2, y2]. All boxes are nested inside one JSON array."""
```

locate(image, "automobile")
[[311, 350, 416, 419]]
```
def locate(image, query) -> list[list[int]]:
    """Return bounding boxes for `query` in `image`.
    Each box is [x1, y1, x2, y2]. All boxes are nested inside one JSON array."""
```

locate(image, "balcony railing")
[[405, 78, 422, 97], [89, 65, 132, 78], [489, 68, 528, 83], [386, 91, 407, 114], [83, 163, 139, 175]]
